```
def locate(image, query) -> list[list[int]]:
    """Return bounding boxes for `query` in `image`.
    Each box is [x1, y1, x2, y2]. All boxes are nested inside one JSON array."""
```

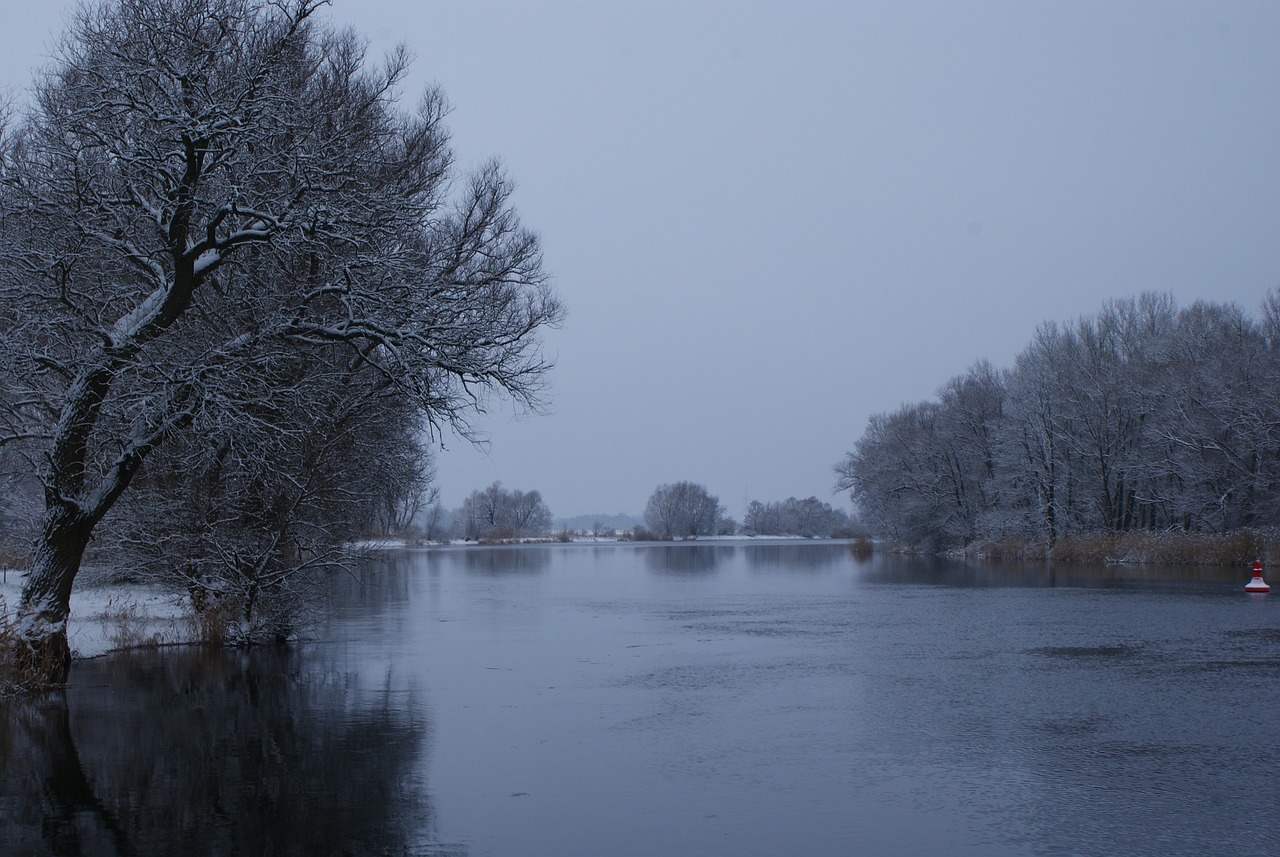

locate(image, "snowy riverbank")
[[0, 571, 192, 659]]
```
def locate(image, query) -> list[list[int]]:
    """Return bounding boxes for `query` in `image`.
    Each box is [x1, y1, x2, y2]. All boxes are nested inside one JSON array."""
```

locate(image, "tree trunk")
[[16, 505, 94, 685]]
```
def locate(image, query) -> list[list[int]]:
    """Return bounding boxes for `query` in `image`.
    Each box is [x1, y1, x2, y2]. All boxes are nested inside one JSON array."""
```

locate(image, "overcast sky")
[[3, 1, 1279, 520]]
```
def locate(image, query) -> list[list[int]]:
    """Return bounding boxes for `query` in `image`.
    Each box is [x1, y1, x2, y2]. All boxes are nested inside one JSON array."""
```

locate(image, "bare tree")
[[834, 402, 952, 546], [96, 349, 436, 642], [1153, 299, 1280, 530], [742, 496, 851, 538], [644, 482, 722, 538], [419, 502, 449, 543], [0, 0, 562, 680], [456, 482, 553, 540], [996, 323, 1071, 545], [837, 291, 1280, 550], [505, 488, 554, 536]]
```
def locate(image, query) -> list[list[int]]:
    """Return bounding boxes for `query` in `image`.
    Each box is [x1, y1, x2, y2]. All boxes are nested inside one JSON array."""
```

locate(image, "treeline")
[[424, 481, 858, 542], [835, 292, 1280, 550], [454, 482, 554, 541], [642, 481, 732, 538], [742, 497, 855, 538], [640, 482, 856, 539]]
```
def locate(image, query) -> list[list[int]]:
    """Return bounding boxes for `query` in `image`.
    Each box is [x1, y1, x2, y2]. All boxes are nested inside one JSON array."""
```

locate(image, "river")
[[3, 541, 1278, 856]]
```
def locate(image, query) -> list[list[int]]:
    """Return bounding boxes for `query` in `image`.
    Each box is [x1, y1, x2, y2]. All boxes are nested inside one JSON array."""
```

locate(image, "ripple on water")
[[1027, 644, 1139, 658]]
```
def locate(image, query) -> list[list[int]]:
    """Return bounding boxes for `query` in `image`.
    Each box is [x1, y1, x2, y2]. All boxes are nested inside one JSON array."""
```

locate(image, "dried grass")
[[622, 527, 670, 542], [962, 536, 1048, 562], [1048, 529, 1280, 567], [184, 597, 241, 647], [0, 597, 66, 695], [97, 595, 169, 650], [946, 528, 1280, 567]]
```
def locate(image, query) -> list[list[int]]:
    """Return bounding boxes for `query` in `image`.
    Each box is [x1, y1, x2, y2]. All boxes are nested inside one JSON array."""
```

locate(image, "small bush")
[[624, 527, 670, 542], [878, 540, 927, 555], [478, 528, 520, 545]]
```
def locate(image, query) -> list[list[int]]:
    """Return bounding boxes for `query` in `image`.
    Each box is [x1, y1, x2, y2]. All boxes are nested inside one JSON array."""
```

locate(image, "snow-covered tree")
[[97, 349, 437, 642], [834, 402, 952, 546], [644, 482, 723, 538], [1153, 299, 1280, 530], [836, 291, 1280, 550], [742, 496, 851, 537], [456, 482, 553, 540], [0, 0, 562, 680]]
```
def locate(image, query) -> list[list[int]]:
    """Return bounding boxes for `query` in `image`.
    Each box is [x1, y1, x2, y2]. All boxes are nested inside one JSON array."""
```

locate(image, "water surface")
[[4, 542, 1278, 856]]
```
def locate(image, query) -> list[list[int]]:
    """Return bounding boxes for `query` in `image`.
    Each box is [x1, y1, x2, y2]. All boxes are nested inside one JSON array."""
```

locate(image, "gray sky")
[[4, 1, 1279, 520]]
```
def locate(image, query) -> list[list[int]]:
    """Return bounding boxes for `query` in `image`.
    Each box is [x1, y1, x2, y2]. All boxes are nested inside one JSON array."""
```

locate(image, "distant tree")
[[643, 482, 723, 538], [457, 483, 553, 540], [419, 502, 449, 543], [374, 446, 441, 538], [836, 291, 1280, 549], [742, 496, 851, 537], [557, 513, 642, 534], [0, 0, 563, 681], [935, 361, 1005, 538], [1153, 299, 1280, 531], [743, 500, 769, 536], [994, 322, 1071, 545], [835, 402, 952, 546], [506, 487, 555, 536]]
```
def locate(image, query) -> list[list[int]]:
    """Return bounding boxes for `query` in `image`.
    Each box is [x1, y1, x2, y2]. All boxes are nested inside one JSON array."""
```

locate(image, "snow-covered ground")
[[0, 570, 192, 659]]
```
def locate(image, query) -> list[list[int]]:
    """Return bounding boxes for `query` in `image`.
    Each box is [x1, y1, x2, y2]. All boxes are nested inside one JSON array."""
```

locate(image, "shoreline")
[[1, 574, 192, 660], [3, 528, 1267, 664]]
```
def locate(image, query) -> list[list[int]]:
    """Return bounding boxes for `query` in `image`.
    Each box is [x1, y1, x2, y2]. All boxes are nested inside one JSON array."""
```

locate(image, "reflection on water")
[[4, 544, 1278, 857], [741, 541, 849, 572], [412, 539, 859, 578], [0, 647, 464, 857], [641, 542, 734, 574], [457, 546, 551, 575], [638, 539, 854, 575], [856, 552, 1249, 589]]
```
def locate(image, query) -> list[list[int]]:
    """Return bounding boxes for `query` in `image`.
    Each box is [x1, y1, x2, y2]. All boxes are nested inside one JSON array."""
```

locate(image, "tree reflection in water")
[[459, 546, 551, 575], [740, 542, 849, 572], [0, 646, 466, 857], [641, 543, 732, 575]]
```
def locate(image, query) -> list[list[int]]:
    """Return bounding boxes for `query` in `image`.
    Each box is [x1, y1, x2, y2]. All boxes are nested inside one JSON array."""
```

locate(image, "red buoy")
[[1245, 561, 1270, 593]]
